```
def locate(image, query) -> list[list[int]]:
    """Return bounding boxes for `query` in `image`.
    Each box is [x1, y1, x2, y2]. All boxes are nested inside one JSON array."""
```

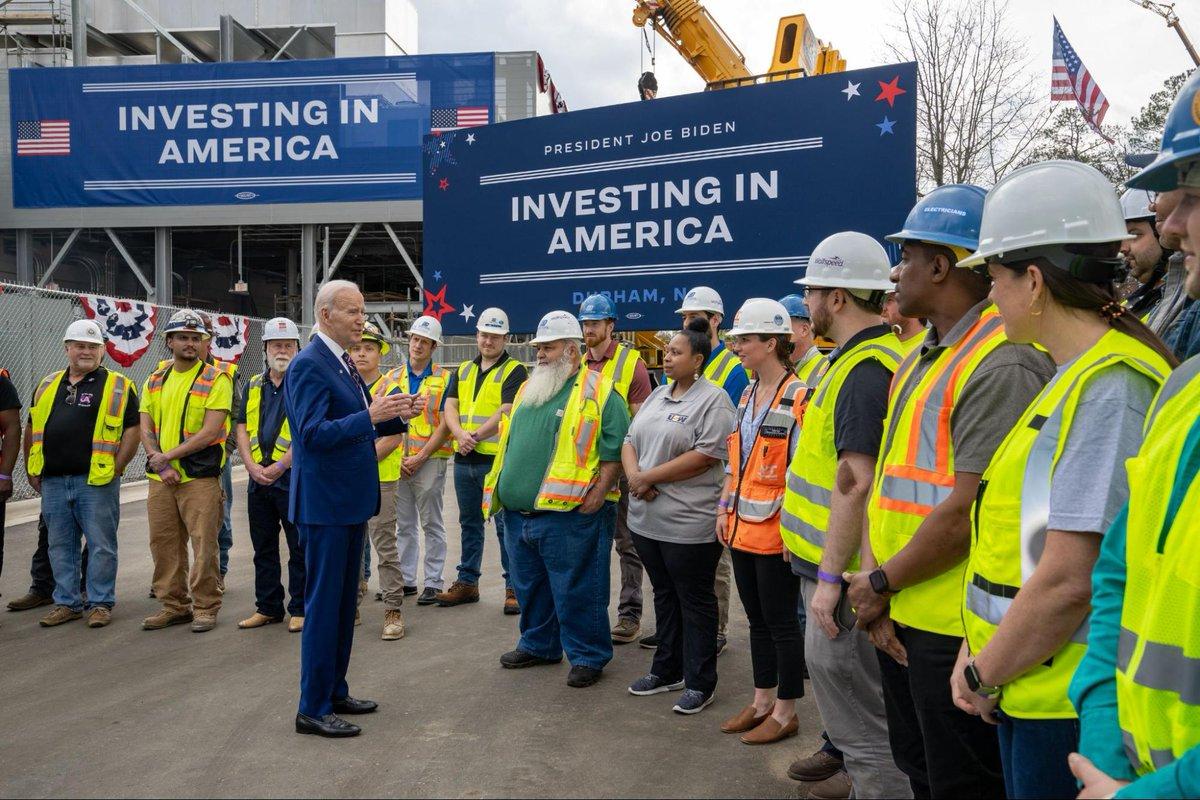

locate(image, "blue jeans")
[[218, 459, 233, 575], [997, 712, 1080, 799], [454, 459, 509, 587], [41, 475, 120, 611], [503, 503, 615, 670]]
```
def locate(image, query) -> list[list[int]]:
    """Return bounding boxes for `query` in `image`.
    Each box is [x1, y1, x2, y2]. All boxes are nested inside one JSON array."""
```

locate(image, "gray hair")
[[314, 279, 361, 318], [564, 339, 583, 357]]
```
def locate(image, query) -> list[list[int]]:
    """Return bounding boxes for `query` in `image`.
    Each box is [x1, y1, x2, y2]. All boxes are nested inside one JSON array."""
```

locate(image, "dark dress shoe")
[[567, 665, 603, 688], [402, 585, 419, 597], [295, 713, 361, 738], [416, 588, 439, 606], [332, 696, 378, 715], [500, 649, 563, 669]]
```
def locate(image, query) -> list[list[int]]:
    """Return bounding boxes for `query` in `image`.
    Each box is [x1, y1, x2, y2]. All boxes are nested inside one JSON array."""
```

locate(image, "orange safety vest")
[[146, 362, 229, 479], [725, 374, 806, 555]]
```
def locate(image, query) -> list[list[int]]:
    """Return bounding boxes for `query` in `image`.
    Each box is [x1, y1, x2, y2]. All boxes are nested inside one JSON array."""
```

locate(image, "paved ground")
[[0, 471, 821, 798]]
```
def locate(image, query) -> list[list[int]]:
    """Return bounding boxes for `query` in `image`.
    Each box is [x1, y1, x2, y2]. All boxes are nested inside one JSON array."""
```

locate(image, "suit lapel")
[[312, 336, 366, 406]]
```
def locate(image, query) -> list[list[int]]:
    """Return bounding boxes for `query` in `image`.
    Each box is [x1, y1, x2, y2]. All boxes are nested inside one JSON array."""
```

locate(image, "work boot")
[[288, 616, 305, 633], [86, 607, 112, 628], [805, 771, 852, 800], [238, 612, 283, 629], [216, 574, 226, 594], [381, 609, 405, 641], [39, 605, 82, 627], [787, 748, 844, 782], [191, 612, 217, 633], [435, 581, 480, 607], [611, 617, 640, 644], [504, 587, 520, 616], [354, 609, 362, 626], [6, 592, 53, 612], [142, 609, 193, 630]]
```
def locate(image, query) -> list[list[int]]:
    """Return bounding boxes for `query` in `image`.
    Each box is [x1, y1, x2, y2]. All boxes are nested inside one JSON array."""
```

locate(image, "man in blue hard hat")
[[779, 294, 824, 384], [577, 294, 654, 645]]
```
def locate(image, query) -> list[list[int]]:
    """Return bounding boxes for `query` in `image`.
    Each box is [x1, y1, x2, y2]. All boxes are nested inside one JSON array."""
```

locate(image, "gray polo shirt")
[[625, 378, 736, 544]]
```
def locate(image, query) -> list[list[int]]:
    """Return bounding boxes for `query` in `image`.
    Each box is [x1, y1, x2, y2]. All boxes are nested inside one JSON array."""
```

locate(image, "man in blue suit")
[[286, 279, 420, 738]]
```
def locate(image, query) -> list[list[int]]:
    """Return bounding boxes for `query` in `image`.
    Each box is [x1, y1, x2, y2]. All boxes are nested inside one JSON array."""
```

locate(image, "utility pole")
[[1129, 0, 1200, 66]]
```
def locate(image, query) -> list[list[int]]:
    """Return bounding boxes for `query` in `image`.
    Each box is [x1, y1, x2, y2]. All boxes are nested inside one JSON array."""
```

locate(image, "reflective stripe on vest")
[[705, 346, 742, 388], [795, 348, 827, 386], [147, 362, 230, 479], [369, 375, 404, 482], [457, 358, 521, 456], [28, 369, 131, 486], [389, 363, 452, 458], [245, 373, 292, 464], [966, 330, 1169, 719], [598, 342, 641, 407]]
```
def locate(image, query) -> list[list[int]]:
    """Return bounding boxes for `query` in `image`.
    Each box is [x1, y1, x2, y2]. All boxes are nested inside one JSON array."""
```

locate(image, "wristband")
[[717, 498, 729, 510], [0, 474, 10, 481], [816, 569, 843, 585]]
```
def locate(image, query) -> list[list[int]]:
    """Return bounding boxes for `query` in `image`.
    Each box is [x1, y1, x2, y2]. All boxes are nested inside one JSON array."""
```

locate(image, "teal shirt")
[[495, 375, 631, 513], [1070, 413, 1200, 798]]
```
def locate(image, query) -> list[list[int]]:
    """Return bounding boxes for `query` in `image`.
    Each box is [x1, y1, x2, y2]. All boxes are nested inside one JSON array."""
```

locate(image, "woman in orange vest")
[[717, 298, 807, 745]]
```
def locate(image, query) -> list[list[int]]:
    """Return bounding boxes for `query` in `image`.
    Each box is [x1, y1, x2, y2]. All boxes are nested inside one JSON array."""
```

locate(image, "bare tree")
[[1021, 107, 1134, 185], [885, 0, 1050, 189]]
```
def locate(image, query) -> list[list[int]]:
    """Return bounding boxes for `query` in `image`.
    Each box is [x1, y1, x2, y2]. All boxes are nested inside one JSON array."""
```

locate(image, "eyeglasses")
[[802, 287, 832, 299], [65, 383, 78, 406]]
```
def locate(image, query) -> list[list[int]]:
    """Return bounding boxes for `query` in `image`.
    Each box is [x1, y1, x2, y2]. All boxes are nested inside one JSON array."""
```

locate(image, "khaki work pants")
[[360, 479, 405, 610], [147, 477, 224, 615]]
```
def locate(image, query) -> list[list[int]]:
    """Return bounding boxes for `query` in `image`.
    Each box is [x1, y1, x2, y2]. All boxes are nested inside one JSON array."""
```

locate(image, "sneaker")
[[567, 665, 603, 688], [673, 689, 715, 715], [86, 607, 112, 628], [402, 585, 419, 597], [142, 609, 193, 630], [628, 674, 685, 696], [715, 634, 728, 656], [416, 588, 439, 606], [381, 609, 405, 641], [638, 633, 660, 650], [611, 617, 640, 644], [504, 587, 520, 616], [39, 605, 83, 627], [191, 613, 217, 633], [435, 581, 480, 607], [6, 592, 53, 612]]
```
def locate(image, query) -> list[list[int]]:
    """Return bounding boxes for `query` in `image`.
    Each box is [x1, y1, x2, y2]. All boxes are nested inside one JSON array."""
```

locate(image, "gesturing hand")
[[369, 388, 408, 424]]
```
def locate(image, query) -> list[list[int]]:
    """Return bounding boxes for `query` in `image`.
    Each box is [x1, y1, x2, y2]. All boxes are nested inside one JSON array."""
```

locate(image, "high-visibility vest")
[[146, 362, 230, 480], [897, 332, 924, 356], [482, 368, 617, 517], [794, 347, 827, 386], [868, 307, 1008, 636], [368, 374, 404, 482], [781, 330, 903, 569], [725, 375, 806, 555], [594, 341, 642, 409], [1116, 355, 1200, 775], [388, 362, 453, 459], [705, 344, 746, 390], [456, 357, 522, 456], [27, 369, 132, 486], [244, 373, 291, 465], [160, 357, 235, 442], [965, 329, 1168, 719]]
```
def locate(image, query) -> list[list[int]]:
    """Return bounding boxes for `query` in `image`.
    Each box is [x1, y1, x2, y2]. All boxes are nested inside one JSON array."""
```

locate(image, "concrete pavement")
[[0, 472, 822, 798]]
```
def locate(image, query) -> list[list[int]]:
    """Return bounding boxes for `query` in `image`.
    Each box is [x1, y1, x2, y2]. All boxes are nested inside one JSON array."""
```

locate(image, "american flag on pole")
[[16, 119, 70, 156], [1051, 18, 1113, 143], [430, 106, 490, 133]]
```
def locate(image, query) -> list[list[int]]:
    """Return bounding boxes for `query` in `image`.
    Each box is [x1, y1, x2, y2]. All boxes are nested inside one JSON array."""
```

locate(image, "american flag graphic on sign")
[[16, 120, 70, 156], [1051, 18, 1112, 142], [430, 106, 489, 132]]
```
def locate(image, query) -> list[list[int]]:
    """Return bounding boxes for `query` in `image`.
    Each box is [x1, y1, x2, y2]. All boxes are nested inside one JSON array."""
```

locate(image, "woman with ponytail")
[[949, 160, 1175, 799]]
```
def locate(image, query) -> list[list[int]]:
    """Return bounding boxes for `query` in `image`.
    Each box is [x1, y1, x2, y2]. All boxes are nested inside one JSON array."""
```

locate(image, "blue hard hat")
[[578, 293, 617, 321], [1129, 69, 1200, 191], [777, 294, 810, 320], [886, 184, 987, 252]]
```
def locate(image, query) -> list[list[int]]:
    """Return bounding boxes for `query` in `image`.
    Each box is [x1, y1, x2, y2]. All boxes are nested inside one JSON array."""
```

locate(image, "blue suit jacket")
[[284, 336, 405, 527]]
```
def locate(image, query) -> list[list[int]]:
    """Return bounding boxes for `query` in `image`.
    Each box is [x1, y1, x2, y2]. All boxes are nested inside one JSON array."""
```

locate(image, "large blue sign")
[[9, 53, 494, 207], [423, 63, 917, 335]]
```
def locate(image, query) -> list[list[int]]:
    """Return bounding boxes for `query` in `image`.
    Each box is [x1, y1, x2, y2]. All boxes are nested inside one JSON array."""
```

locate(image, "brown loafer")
[[740, 715, 799, 745], [238, 612, 283, 629], [720, 704, 770, 734]]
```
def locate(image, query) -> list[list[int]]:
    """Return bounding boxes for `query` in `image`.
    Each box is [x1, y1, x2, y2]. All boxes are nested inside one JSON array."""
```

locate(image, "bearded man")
[[482, 311, 631, 689], [236, 318, 307, 633]]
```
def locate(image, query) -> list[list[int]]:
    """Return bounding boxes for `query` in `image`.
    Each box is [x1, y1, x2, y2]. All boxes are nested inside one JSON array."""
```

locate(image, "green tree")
[[1128, 70, 1193, 154], [1020, 107, 1133, 184]]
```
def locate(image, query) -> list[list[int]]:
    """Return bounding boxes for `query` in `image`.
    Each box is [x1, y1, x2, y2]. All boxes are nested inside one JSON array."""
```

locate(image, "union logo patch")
[[1191, 90, 1200, 126]]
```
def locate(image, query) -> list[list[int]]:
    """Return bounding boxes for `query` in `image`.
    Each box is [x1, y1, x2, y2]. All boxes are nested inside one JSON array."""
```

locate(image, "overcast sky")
[[412, 0, 1196, 126]]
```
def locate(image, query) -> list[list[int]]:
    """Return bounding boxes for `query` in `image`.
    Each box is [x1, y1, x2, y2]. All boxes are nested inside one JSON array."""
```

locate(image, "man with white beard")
[[236, 318, 306, 632], [483, 311, 631, 688]]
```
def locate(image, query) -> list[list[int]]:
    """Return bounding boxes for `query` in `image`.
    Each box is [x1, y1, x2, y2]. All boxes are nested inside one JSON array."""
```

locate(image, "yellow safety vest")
[[965, 329, 1168, 719], [244, 373, 292, 465], [482, 368, 616, 517], [27, 369, 132, 486], [456, 357, 522, 457], [794, 347, 827, 386], [781, 330, 903, 569], [368, 374, 404, 482], [595, 341, 642, 409], [388, 362, 453, 459], [704, 344, 746, 390], [146, 362, 230, 481], [160, 357, 235, 443], [868, 307, 1007, 636], [1116, 355, 1200, 775]]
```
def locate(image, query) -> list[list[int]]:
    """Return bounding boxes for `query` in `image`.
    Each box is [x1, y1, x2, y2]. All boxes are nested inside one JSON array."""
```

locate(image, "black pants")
[[632, 532, 722, 694], [29, 514, 88, 597], [877, 625, 1006, 799], [248, 484, 306, 618], [731, 548, 804, 700]]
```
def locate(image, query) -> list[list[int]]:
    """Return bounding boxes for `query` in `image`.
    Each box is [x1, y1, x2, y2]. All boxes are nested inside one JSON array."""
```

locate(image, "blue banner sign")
[[9, 53, 495, 207], [422, 63, 917, 335]]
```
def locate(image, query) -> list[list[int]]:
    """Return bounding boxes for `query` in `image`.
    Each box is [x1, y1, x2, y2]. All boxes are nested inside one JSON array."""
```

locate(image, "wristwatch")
[[964, 658, 1001, 698], [868, 568, 897, 596]]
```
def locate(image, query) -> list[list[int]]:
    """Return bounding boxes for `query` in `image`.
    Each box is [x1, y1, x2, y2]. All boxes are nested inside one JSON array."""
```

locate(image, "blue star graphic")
[[877, 116, 897, 136], [433, 270, 443, 282]]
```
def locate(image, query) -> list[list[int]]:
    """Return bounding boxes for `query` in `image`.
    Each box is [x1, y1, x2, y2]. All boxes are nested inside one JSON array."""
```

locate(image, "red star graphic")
[[875, 76, 907, 107], [422, 284, 456, 320], [438, 178, 450, 191]]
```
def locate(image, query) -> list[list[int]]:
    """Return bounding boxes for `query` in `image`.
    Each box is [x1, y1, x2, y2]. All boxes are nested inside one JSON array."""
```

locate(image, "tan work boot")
[[504, 588, 521, 616], [191, 612, 217, 633], [288, 615, 304, 633], [238, 612, 283, 629], [87, 607, 112, 628], [39, 605, 83, 627], [216, 574, 226, 594], [143, 609, 194, 630], [806, 770, 852, 800], [7, 592, 53, 612], [434, 581, 480, 607], [354, 609, 362, 626], [381, 609, 405, 641], [611, 618, 641, 644]]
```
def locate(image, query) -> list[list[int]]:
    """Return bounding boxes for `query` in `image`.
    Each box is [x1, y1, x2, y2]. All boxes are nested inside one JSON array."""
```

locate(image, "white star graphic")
[[842, 81, 861, 101], [459, 304, 476, 323], [439, 140, 446, 149], [466, 133, 476, 144]]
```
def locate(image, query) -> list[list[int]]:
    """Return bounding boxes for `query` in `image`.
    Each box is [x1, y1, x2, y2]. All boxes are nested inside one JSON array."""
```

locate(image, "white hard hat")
[[529, 310, 584, 344], [675, 286, 724, 315], [728, 298, 792, 336], [960, 160, 1132, 268], [262, 317, 300, 343], [795, 232, 894, 292], [307, 322, 320, 341], [64, 319, 105, 345], [477, 307, 510, 335], [1119, 188, 1155, 223], [408, 315, 443, 345]]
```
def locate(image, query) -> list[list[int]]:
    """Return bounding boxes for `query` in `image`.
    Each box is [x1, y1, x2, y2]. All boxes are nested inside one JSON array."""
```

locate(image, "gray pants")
[[396, 457, 449, 591], [801, 576, 911, 800], [361, 479, 404, 610], [715, 547, 732, 637], [614, 479, 643, 622]]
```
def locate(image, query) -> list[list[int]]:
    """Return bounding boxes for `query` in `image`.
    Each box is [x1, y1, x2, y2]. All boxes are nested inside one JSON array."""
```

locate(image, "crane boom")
[[632, 0, 753, 86], [1127, 0, 1200, 66]]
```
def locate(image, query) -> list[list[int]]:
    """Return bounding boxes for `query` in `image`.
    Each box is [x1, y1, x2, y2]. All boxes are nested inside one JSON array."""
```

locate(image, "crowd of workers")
[[4, 72, 1200, 800]]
